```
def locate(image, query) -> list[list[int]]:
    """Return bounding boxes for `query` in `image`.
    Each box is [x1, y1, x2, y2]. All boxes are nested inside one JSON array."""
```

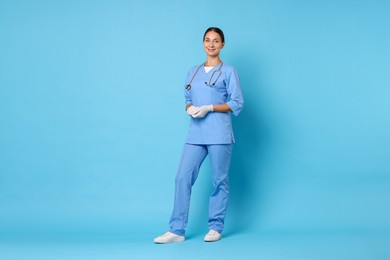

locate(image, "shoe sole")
[[204, 237, 222, 242], [154, 237, 185, 244]]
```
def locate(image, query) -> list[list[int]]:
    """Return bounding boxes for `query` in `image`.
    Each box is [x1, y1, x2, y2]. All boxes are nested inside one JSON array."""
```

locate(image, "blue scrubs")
[[169, 64, 244, 236]]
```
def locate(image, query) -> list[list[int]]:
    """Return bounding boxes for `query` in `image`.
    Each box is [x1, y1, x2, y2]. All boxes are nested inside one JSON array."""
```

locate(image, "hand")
[[186, 105, 200, 116], [192, 105, 213, 118]]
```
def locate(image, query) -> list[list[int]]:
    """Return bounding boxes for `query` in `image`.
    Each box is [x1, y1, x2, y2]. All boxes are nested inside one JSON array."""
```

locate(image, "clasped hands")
[[186, 105, 214, 118]]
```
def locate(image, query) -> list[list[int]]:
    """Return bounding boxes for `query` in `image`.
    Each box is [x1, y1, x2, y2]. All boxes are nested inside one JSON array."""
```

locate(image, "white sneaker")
[[204, 230, 222, 242], [154, 232, 185, 244]]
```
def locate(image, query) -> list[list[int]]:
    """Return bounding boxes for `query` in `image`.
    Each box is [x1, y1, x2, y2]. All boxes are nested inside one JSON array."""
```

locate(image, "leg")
[[169, 144, 208, 236], [207, 144, 233, 233]]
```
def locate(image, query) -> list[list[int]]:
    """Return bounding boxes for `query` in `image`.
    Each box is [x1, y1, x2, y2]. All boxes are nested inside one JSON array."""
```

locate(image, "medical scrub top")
[[184, 63, 244, 144]]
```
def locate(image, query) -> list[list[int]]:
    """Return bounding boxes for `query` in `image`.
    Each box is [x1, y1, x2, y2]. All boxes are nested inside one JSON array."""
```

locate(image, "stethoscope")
[[185, 62, 223, 90]]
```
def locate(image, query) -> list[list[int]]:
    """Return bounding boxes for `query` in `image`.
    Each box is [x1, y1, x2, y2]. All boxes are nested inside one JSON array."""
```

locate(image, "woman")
[[154, 27, 244, 243]]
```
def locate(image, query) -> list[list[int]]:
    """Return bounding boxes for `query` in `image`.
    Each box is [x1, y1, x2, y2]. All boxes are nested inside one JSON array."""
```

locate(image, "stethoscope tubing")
[[186, 62, 223, 90]]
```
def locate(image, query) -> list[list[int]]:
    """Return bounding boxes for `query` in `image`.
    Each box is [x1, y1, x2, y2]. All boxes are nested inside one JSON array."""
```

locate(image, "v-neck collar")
[[204, 66, 215, 74], [203, 62, 222, 74]]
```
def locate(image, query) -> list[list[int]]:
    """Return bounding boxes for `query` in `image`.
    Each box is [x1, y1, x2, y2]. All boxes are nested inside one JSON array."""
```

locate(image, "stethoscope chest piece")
[[185, 84, 191, 90]]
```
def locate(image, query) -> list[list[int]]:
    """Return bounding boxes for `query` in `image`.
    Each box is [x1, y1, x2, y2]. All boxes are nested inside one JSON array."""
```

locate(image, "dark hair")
[[203, 27, 225, 43]]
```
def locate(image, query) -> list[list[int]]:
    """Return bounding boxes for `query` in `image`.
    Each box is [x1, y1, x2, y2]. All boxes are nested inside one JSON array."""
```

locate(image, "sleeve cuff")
[[227, 101, 243, 116]]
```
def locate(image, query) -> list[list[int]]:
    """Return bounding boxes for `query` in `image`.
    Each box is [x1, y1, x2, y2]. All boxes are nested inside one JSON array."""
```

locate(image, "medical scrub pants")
[[169, 143, 233, 236]]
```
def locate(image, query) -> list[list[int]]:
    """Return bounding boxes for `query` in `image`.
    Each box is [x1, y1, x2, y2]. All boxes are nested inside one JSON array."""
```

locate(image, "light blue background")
[[1, 0, 389, 259]]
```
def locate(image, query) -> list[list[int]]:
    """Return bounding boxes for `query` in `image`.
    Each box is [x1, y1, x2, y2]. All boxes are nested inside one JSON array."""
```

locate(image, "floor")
[[1, 229, 389, 260]]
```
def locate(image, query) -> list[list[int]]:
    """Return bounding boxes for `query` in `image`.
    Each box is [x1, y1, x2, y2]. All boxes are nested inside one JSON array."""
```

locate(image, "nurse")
[[154, 27, 244, 243]]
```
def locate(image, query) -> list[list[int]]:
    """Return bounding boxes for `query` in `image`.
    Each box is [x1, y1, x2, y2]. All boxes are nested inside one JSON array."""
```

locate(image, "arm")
[[212, 103, 232, 113], [187, 103, 231, 112]]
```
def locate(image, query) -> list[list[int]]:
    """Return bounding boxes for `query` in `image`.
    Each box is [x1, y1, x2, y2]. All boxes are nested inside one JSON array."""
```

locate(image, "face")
[[203, 31, 224, 57]]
